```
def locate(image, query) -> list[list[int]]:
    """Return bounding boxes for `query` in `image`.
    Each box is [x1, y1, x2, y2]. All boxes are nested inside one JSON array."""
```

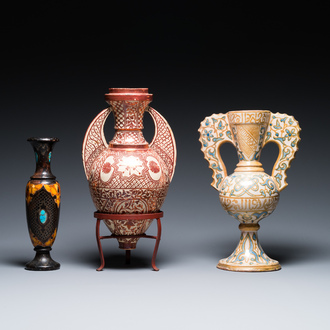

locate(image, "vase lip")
[[27, 137, 59, 142], [105, 88, 153, 102], [228, 109, 271, 113]]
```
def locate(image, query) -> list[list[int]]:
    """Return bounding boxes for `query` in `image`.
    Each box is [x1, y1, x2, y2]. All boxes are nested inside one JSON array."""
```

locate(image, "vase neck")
[[104, 88, 153, 148], [228, 111, 271, 172], [108, 99, 151, 148], [28, 138, 58, 179]]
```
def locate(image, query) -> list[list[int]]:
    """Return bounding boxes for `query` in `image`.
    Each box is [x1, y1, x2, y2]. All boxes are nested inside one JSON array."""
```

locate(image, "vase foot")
[[25, 247, 60, 271], [217, 224, 281, 272], [118, 239, 138, 250], [217, 260, 281, 272]]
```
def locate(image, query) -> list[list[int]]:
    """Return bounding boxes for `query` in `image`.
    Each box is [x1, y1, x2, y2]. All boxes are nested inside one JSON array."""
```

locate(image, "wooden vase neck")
[[28, 137, 58, 180]]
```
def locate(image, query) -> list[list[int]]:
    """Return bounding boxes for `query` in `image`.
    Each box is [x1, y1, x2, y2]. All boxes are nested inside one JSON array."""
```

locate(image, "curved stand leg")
[[93, 212, 164, 272], [217, 223, 281, 272], [151, 218, 162, 271], [96, 219, 105, 271]]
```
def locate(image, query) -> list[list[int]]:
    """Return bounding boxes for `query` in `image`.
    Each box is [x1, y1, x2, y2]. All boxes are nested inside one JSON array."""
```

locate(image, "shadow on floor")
[[261, 241, 326, 265], [73, 248, 172, 271], [194, 236, 329, 266], [2, 258, 28, 268]]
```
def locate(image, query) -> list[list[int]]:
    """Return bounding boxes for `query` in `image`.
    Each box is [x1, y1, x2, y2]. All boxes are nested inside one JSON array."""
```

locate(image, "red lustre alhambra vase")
[[82, 88, 177, 250]]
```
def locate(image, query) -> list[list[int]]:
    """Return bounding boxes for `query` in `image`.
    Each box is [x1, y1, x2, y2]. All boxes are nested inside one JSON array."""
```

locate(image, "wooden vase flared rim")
[[27, 137, 59, 142]]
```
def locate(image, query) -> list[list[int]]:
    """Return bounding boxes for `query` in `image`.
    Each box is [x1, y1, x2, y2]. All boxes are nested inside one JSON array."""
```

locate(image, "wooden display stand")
[[94, 211, 163, 271]]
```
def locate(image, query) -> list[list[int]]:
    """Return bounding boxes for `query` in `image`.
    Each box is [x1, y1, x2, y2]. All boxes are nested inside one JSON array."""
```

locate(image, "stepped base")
[[25, 247, 60, 271]]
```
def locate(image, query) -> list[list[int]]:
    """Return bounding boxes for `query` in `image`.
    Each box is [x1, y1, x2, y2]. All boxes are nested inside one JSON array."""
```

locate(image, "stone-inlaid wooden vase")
[[25, 137, 61, 271], [199, 110, 301, 272], [82, 88, 176, 250]]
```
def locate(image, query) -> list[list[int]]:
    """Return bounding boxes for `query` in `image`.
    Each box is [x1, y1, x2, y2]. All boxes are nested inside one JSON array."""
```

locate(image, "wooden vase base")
[[25, 247, 60, 271]]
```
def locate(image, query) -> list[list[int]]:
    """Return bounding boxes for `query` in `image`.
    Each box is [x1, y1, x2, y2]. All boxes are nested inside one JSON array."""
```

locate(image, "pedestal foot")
[[25, 247, 60, 271], [217, 224, 281, 272]]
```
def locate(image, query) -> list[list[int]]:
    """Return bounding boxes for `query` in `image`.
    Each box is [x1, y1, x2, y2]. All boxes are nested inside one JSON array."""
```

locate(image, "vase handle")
[[198, 113, 235, 191], [148, 107, 177, 182], [263, 112, 301, 192], [82, 107, 112, 180]]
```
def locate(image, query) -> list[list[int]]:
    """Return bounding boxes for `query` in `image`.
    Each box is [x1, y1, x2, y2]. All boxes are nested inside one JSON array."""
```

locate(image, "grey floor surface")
[[1, 206, 329, 330]]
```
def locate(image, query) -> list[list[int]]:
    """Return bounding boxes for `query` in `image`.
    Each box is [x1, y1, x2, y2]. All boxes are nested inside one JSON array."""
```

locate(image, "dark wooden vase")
[[25, 137, 61, 271]]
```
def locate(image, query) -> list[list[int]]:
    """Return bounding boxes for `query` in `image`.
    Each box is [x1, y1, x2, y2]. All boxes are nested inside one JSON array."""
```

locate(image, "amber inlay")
[[29, 228, 57, 247], [26, 182, 61, 207]]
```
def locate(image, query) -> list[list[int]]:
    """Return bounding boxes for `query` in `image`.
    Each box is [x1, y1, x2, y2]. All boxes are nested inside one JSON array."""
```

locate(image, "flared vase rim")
[[27, 137, 59, 142], [108, 88, 149, 93], [105, 87, 153, 102], [228, 110, 271, 114]]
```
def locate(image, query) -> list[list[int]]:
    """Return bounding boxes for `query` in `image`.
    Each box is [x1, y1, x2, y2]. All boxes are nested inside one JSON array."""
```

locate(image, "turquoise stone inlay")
[[48, 152, 52, 162], [39, 209, 47, 224]]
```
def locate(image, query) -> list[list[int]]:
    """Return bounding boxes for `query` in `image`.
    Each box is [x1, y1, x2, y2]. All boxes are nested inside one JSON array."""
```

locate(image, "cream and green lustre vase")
[[199, 110, 301, 272]]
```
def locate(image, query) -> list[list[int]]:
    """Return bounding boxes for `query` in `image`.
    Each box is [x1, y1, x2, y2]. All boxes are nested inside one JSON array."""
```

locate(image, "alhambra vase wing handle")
[[263, 112, 301, 192], [148, 107, 177, 182], [198, 113, 235, 191], [82, 107, 112, 180]]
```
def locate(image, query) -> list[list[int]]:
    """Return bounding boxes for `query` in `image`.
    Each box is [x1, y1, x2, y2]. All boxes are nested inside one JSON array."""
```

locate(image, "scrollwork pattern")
[[198, 113, 234, 190], [221, 232, 279, 266], [264, 113, 301, 191], [220, 173, 279, 197], [228, 111, 270, 124], [104, 218, 153, 249], [219, 173, 279, 223], [148, 107, 177, 182], [82, 108, 111, 180]]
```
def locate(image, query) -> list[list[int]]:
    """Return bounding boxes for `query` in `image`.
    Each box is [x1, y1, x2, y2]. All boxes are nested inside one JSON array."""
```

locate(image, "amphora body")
[[199, 110, 300, 271], [82, 88, 176, 250]]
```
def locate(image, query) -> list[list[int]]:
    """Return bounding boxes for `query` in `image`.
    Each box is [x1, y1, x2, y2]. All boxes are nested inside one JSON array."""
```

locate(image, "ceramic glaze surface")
[[89, 148, 169, 214], [82, 88, 176, 249], [220, 227, 280, 271], [219, 172, 279, 223], [199, 110, 300, 272], [104, 219, 153, 250]]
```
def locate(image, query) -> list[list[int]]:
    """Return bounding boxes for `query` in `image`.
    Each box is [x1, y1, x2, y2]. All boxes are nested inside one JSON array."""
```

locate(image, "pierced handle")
[[198, 113, 234, 191], [148, 107, 177, 182], [263, 112, 301, 191], [82, 108, 111, 180]]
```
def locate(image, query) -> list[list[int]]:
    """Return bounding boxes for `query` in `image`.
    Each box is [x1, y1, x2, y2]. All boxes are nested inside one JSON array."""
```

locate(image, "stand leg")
[[96, 218, 105, 271], [151, 218, 162, 271], [125, 250, 131, 264]]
